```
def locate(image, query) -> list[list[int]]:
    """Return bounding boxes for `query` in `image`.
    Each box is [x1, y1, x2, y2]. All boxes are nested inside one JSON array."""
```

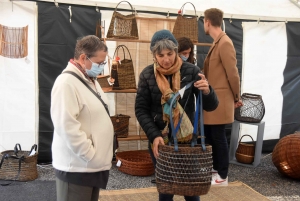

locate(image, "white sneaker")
[[211, 174, 228, 186]]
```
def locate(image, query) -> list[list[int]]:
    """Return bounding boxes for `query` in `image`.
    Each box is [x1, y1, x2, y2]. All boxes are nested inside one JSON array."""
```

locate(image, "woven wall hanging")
[[0, 25, 28, 58]]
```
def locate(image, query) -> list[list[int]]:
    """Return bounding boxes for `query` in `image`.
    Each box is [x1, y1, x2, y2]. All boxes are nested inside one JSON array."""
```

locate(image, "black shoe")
[[151, 179, 156, 184]]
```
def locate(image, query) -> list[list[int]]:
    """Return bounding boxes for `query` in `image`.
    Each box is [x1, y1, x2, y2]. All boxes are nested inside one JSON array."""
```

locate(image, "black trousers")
[[202, 124, 229, 179]]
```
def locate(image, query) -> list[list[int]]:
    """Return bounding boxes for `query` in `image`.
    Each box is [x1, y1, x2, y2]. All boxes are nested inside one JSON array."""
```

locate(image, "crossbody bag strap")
[[63, 71, 110, 116]]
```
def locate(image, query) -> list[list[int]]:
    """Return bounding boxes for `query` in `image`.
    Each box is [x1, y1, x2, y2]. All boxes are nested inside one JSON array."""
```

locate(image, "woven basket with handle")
[[111, 45, 136, 90], [235, 134, 255, 164], [172, 2, 198, 43], [107, 1, 139, 39], [0, 144, 38, 182]]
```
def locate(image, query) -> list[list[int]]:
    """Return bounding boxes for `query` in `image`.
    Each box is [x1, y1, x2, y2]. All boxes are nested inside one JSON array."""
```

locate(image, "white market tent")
[[0, 0, 300, 157]]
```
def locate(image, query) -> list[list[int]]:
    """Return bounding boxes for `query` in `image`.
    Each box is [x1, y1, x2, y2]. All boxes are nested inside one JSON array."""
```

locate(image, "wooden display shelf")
[[102, 87, 137, 93], [117, 135, 148, 141], [102, 38, 212, 47]]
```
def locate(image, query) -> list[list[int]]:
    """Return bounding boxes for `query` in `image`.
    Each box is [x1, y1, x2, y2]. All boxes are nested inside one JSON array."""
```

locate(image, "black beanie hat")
[[150, 29, 178, 50]]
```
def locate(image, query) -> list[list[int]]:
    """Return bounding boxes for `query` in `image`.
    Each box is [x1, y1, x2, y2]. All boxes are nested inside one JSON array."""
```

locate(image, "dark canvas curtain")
[[280, 22, 300, 137], [38, 2, 101, 163]]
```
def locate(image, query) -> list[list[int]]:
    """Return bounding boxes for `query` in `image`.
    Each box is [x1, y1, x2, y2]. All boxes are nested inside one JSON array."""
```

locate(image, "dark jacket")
[[135, 62, 219, 143]]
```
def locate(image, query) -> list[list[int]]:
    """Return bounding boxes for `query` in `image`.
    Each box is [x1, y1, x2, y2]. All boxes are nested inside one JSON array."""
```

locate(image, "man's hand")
[[194, 73, 210, 95], [152, 136, 165, 158], [234, 99, 243, 108]]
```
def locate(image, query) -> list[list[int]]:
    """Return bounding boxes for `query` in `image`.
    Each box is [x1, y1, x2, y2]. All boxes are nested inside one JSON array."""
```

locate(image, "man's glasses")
[[87, 57, 107, 67]]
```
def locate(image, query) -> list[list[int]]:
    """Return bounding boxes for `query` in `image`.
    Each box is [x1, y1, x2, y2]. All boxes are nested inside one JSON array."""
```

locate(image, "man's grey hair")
[[150, 39, 178, 55]]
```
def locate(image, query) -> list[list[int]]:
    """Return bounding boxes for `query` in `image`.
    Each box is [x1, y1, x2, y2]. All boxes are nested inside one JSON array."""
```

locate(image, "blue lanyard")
[[169, 81, 206, 152]]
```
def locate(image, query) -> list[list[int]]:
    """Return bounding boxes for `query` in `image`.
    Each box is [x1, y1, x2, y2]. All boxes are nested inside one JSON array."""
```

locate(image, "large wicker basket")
[[235, 134, 255, 164], [115, 150, 154, 176], [272, 132, 300, 179], [110, 114, 130, 138], [0, 144, 38, 181], [235, 93, 265, 123], [156, 144, 212, 196]]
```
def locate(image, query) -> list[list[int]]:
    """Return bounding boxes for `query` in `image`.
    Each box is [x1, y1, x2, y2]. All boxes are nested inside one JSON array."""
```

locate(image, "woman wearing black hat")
[[135, 30, 219, 201]]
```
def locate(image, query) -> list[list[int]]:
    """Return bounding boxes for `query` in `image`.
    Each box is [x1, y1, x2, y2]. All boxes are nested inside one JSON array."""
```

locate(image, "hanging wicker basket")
[[235, 93, 265, 123], [235, 135, 255, 164], [115, 150, 154, 176]]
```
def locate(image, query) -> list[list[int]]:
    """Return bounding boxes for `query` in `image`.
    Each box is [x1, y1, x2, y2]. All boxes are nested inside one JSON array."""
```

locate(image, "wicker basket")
[[235, 135, 255, 164], [0, 144, 38, 181], [272, 132, 300, 179], [110, 114, 130, 138], [116, 150, 154, 176], [106, 1, 139, 39], [235, 93, 265, 123], [156, 144, 212, 196]]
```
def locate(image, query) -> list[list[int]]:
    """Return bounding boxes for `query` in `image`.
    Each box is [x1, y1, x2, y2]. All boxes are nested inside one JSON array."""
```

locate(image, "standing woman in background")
[[177, 37, 196, 64], [51, 35, 114, 201]]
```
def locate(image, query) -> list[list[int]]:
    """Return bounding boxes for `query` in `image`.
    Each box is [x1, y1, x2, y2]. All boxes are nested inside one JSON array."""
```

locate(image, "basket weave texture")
[[116, 150, 154, 176], [106, 1, 139, 39], [272, 132, 300, 179], [235, 135, 255, 164], [172, 2, 198, 43], [156, 144, 212, 196], [0, 150, 38, 181], [111, 45, 136, 90], [110, 114, 130, 138], [235, 93, 265, 123]]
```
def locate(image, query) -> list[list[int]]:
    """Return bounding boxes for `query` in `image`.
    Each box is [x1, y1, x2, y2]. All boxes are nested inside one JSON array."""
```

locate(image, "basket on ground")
[[235, 135, 255, 164], [115, 150, 154, 176], [272, 132, 300, 179], [156, 144, 213, 196], [110, 114, 130, 138], [0, 144, 38, 181], [235, 93, 265, 123]]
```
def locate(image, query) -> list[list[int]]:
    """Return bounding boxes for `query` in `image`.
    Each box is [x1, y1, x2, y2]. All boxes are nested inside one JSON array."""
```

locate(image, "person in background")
[[51, 35, 114, 201], [135, 29, 219, 201], [177, 36, 196, 64], [201, 8, 243, 186]]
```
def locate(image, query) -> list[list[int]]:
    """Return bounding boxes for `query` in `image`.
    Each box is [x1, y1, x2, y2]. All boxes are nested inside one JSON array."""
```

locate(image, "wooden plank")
[[102, 38, 212, 46], [117, 135, 148, 141]]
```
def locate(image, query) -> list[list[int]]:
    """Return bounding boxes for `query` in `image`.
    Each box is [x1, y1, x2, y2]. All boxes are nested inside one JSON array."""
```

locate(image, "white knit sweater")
[[51, 62, 114, 172]]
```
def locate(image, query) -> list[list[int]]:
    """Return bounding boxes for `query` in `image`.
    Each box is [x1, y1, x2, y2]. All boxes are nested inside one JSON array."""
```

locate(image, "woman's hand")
[[194, 73, 210, 95], [152, 136, 165, 158]]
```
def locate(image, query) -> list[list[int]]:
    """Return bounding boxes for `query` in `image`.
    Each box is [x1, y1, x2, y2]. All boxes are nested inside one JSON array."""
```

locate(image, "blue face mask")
[[180, 55, 188, 62], [86, 57, 105, 77]]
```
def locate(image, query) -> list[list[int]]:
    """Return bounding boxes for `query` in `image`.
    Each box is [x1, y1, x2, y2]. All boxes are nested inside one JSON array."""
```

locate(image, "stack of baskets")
[[115, 150, 154, 176], [235, 135, 255, 164]]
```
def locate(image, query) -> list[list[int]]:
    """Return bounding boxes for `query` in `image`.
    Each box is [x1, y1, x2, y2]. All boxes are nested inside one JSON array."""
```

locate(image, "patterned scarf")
[[154, 56, 193, 143]]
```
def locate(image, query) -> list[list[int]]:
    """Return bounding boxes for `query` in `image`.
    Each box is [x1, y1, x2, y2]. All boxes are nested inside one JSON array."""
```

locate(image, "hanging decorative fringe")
[[0, 25, 28, 58]]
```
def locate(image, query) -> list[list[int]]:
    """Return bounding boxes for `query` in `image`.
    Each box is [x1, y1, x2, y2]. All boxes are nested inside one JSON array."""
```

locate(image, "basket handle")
[[115, 1, 135, 15], [14, 143, 22, 156], [242, 93, 262, 99], [239, 134, 254, 144], [113, 45, 133, 62], [180, 2, 197, 17]]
